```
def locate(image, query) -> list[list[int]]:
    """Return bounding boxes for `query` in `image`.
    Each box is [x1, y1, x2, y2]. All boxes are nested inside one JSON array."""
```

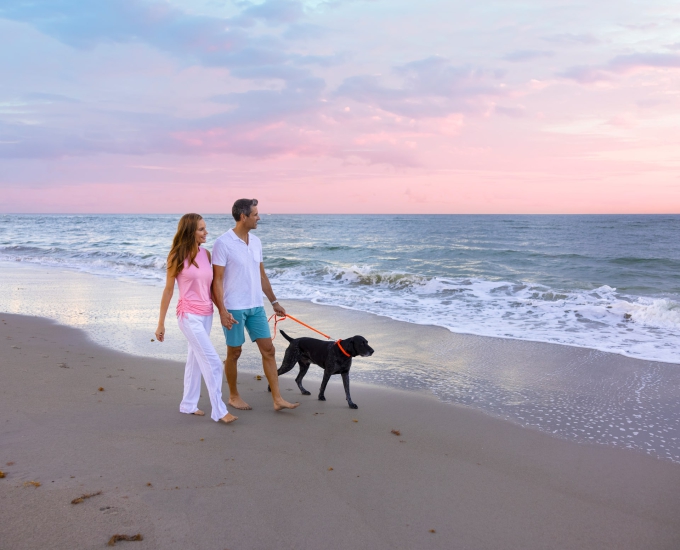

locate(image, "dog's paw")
[[348, 403, 358, 409], [318, 395, 326, 401], [301, 390, 311, 395]]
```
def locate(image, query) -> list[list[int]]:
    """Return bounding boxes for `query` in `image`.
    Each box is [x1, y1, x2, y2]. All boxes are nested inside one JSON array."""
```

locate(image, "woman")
[[155, 213, 237, 424]]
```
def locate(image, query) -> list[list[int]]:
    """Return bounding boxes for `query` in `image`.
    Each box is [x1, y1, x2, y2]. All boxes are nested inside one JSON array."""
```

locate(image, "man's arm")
[[212, 265, 237, 329], [260, 263, 286, 317]]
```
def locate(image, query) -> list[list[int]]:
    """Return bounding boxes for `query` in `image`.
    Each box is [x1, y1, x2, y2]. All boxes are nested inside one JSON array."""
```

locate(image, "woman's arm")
[[212, 265, 237, 329], [155, 265, 176, 342]]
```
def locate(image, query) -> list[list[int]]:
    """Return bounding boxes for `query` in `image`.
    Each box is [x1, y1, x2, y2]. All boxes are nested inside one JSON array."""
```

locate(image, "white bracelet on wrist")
[[271, 300, 279, 305]]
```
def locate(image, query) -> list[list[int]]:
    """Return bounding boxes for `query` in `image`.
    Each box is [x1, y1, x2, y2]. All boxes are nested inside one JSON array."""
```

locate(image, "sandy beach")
[[2, 312, 680, 549], [3, 261, 680, 463]]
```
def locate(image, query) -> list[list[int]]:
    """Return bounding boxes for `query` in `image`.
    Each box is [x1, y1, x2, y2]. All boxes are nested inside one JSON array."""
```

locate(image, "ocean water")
[[1, 214, 679, 364]]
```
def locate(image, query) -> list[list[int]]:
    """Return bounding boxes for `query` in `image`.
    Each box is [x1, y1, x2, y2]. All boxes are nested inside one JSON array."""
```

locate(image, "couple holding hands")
[[155, 199, 299, 425]]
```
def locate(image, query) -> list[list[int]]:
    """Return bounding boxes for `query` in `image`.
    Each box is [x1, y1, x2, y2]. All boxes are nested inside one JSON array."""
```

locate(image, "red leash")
[[267, 313, 331, 340], [268, 313, 350, 356]]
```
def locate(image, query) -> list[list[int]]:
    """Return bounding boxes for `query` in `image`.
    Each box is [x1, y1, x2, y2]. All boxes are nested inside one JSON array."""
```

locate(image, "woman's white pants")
[[177, 313, 228, 422]]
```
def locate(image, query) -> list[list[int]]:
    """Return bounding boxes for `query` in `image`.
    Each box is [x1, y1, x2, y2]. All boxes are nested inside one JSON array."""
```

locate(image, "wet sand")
[[1, 313, 680, 550]]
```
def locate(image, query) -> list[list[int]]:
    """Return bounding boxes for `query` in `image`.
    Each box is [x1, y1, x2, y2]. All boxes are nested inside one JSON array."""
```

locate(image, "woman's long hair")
[[167, 213, 203, 277]]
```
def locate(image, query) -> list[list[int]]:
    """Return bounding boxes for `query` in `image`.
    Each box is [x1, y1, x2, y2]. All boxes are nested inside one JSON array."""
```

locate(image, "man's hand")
[[220, 310, 238, 330], [273, 302, 286, 317]]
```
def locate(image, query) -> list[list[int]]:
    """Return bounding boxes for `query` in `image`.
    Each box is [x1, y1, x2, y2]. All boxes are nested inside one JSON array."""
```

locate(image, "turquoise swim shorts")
[[222, 306, 271, 347]]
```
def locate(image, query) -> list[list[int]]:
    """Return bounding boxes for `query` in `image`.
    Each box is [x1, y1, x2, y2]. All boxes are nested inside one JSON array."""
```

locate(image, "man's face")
[[243, 205, 260, 229]]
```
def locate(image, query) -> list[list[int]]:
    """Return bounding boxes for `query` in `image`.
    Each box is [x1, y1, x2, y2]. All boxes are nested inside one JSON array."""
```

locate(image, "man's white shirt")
[[212, 229, 264, 310]]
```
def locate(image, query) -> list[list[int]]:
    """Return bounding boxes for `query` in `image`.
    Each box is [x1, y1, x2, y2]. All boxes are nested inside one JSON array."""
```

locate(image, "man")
[[212, 199, 299, 411]]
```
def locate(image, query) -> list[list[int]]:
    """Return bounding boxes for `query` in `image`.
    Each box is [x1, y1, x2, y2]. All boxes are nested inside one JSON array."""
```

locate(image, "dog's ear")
[[349, 336, 366, 356]]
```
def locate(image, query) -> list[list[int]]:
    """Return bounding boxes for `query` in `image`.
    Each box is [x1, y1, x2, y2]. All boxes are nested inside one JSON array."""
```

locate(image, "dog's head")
[[344, 335, 374, 357]]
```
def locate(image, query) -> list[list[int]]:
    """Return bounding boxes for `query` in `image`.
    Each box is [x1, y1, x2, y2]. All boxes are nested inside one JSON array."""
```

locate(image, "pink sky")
[[1, 0, 679, 213]]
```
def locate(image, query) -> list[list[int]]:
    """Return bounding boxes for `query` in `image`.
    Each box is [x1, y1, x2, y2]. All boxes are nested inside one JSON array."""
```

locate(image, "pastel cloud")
[[561, 53, 680, 83], [502, 50, 553, 62], [0, 0, 679, 213]]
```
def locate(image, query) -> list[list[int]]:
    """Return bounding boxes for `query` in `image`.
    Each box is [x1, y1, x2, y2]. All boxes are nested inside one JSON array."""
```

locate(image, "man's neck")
[[233, 224, 250, 243]]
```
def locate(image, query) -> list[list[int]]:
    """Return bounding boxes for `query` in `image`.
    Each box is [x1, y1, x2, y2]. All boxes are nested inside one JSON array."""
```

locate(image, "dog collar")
[[336, 339, 351, 357]]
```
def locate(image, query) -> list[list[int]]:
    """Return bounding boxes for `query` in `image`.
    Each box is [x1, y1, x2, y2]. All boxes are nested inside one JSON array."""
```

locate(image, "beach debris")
[[200, 438, 204, 441], [391, 429, 401, 436], [71, 490, 102, 504], [98, 387, 105, 391], [11, 345, 20, 349], [255, 375, 262, 380], [352, 419, 358, 423], [150, 338, 155, 342], [0, 471, 5, 478], [58, 363, 69, 368], [107, 534, 143, 546], [429, 529, 436, 533], [146, 483, 152, 487], [623, 313, 632, 321], [23, 481, 41, 488], [328, 467, 334, 471]]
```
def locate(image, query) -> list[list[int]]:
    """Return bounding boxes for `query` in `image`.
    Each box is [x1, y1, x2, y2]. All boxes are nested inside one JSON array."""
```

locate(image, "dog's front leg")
[[318, 371, 332, 401], [341, 371, 358, 409]]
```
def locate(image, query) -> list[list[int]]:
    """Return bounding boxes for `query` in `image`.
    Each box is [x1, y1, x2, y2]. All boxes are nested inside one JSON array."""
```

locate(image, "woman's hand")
[[219, 310, 238, 330], [155, 324, 166, 342]]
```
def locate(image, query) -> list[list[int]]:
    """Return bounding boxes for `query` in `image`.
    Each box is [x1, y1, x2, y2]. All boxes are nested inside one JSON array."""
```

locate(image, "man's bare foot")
[[273, 399, 300, 411], [219, 413, 238, 424], [228, 396, 252, 410], [192, 410, 205, 416]]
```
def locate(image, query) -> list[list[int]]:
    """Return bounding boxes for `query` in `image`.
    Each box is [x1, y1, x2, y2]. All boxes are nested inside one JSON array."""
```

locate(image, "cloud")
[[235, 0, 305, 26], [204, 77, 326, 125], [0, 74, 327, 159], [337, 56, 506, 118], [22, 92, 80, 103], [560, 53, 680, 83], [541, 33, 599, 45], [493, 105, 526, 118], [502, 50, 553, 62], [0, 0, 312, 81]]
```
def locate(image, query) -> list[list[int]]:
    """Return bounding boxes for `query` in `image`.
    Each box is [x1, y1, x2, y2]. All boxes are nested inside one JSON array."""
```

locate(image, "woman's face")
[[195, 219, 208, 245]]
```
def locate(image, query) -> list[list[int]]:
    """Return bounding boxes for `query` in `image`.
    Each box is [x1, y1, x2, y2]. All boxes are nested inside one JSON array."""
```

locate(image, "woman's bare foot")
[[192, 410, 205, 416], [273, 399, 300, 411], [228, 396, 252, 410], [219, 413, 238, 424]]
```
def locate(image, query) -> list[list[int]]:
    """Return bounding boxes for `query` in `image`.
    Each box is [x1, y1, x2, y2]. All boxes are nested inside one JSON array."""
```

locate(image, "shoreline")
[[2, 260, 680, 463], [2, 313, 680, 549], [2, 255, 679, 365]]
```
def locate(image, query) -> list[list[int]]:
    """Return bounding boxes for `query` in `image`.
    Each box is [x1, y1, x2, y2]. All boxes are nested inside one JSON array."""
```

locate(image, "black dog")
[[269, 329, 374, 409]]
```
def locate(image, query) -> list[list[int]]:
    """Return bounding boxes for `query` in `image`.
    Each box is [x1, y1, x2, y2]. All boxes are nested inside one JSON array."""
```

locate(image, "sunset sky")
[[1, 0, 679, 214]]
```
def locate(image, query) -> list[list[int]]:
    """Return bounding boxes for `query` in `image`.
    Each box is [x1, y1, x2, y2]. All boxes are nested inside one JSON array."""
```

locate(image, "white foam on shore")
[[269, 265, 680, 364]]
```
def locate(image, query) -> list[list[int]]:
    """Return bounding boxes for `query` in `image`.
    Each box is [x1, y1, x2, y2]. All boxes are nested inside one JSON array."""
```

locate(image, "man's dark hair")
[[232, 198, 258, 222]]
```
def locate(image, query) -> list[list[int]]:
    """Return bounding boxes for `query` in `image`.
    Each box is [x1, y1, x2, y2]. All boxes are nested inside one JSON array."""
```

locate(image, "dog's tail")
[[279, 329, 294, 343]]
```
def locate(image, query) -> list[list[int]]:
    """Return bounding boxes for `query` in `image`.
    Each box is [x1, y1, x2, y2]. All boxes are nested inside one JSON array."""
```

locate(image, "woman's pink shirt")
[[176, 247, 214, 317]]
